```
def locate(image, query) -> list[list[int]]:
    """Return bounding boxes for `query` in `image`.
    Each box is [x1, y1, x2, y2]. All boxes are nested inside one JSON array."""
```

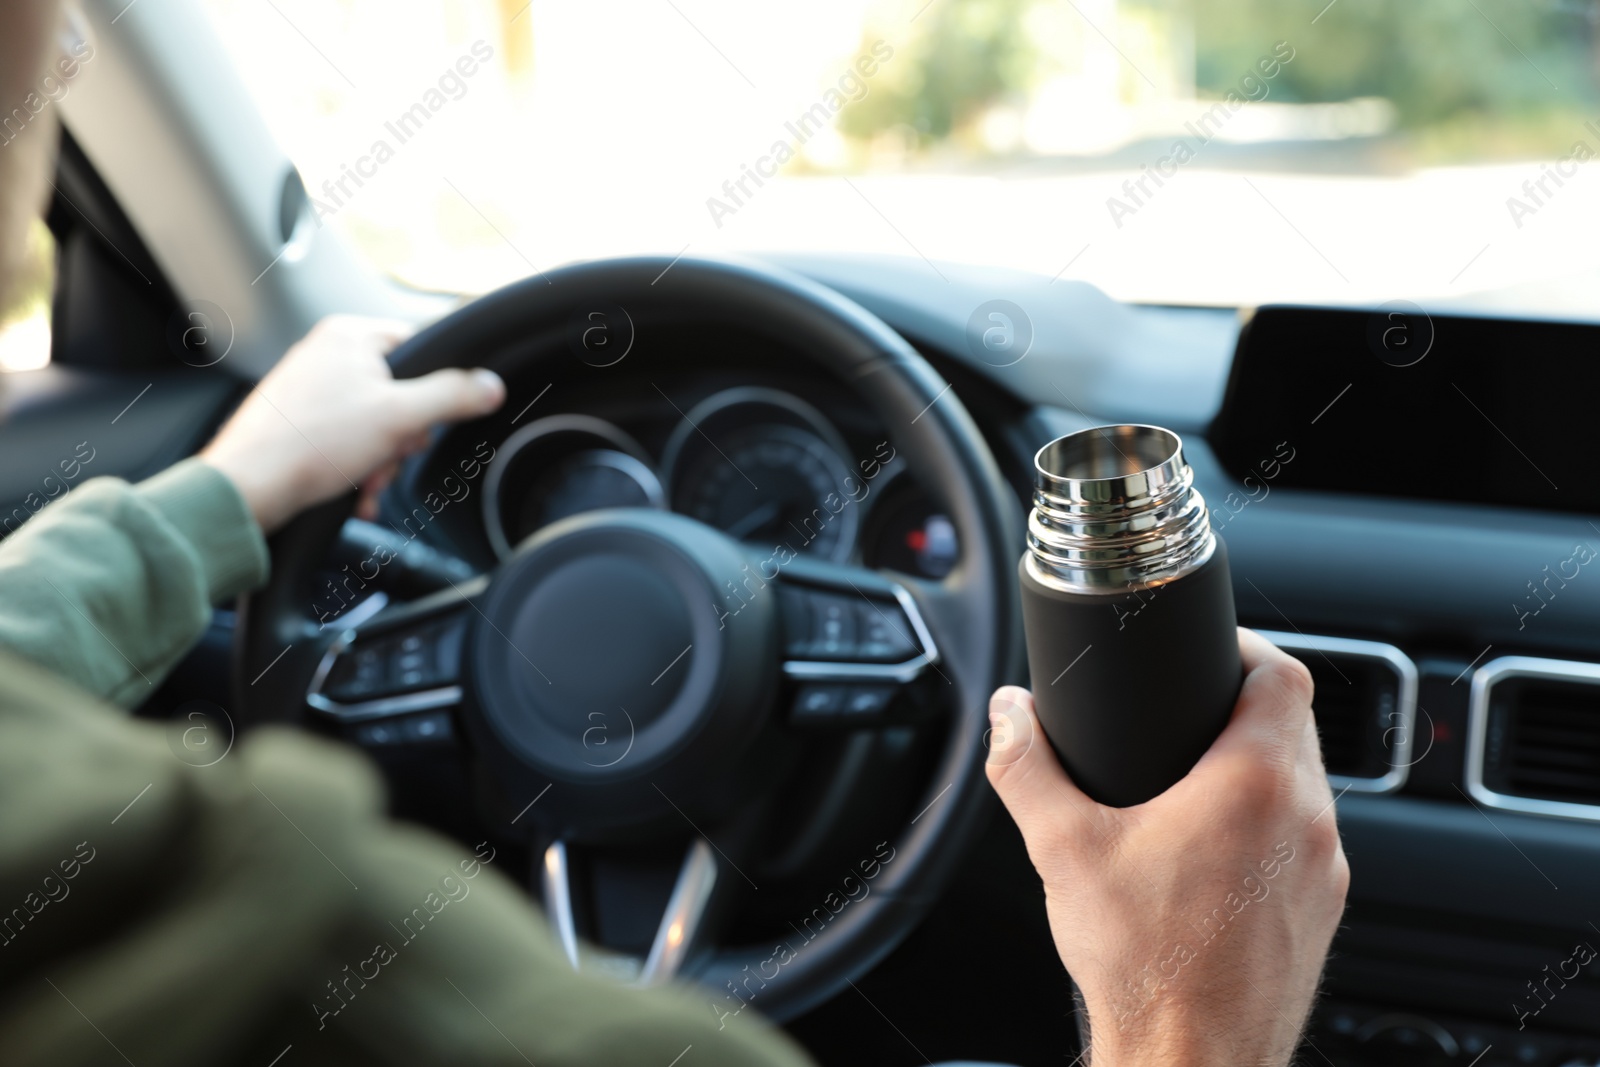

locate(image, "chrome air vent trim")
[[1467, 655, 1600, 824]]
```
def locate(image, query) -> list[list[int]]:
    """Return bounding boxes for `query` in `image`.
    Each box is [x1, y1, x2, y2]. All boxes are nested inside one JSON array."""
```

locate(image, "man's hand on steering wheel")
[[199, 315, 506, 534], [986, 628, 1350, 1067]]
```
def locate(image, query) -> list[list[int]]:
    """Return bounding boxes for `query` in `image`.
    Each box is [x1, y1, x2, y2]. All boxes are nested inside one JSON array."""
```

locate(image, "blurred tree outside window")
[[841, 0, 1600, 165]]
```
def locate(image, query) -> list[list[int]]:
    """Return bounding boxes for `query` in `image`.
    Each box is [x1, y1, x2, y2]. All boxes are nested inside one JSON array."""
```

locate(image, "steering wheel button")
[[406, 713, 453, 743], [800, 687, 841, 712], [435, 619, 466, 678], [813, 595, 858, 657], [842, 686, 895, 717], [854, 601, 918, 662], [355, 647, 383, 677], [358, 722, 401, 745], [777, 586, 816, 657], [791, 684, 847, 722], [326, 647, 387, 700]]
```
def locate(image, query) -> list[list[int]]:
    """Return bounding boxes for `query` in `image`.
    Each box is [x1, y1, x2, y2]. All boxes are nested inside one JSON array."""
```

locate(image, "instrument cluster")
[[479, 387, 959, 580]]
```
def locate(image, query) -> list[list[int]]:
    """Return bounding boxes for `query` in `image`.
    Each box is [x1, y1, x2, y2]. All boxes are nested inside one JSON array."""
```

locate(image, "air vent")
[[1256, 631, 1418, 794], [1468, 656, 1600, 822]]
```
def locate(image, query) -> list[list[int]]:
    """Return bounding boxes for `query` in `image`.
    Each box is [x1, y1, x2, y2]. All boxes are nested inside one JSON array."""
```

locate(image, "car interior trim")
[[1466, 654, 1600, 824]]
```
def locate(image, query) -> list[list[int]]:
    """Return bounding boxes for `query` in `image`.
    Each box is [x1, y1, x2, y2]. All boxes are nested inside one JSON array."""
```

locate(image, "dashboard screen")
[[1210, 305, 1600, 515]]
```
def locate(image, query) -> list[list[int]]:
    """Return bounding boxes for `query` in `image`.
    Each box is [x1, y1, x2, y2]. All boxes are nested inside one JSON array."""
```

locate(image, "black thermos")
[[1018, 424, 1242, 807]]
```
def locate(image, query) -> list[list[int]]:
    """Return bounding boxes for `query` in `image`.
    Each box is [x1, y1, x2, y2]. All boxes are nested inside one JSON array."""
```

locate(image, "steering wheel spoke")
[[541, 837, 723, 985], [539, 840, 583, 971], [773, 558, 944, 729]]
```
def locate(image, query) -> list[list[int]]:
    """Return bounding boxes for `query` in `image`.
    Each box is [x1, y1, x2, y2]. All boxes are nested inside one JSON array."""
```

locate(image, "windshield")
[[199, 0, 1600, 313]]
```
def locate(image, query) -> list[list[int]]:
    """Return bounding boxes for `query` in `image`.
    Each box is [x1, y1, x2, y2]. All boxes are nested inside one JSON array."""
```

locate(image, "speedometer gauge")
[[674, 425, 859, 562], [662, 387, 863, 564]]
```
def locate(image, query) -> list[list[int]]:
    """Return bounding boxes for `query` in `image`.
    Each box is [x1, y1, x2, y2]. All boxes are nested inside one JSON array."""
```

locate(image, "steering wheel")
[[236, 255, 1023, 1021]]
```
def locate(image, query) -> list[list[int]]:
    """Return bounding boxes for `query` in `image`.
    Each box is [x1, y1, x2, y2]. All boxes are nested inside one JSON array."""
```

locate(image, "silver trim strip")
[[1254, 630, 1418, 795], [306, 686, 463, 722], [541, 841, 582, 970], [330, 590, 391, 632], [639, 838, 717, 984], [782, 583, 941, 684], [1466, 655, 1600, 824]]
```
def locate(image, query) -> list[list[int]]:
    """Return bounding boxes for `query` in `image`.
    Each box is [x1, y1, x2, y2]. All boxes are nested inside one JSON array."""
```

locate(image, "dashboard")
[[367, 254, 1600, 1067], [451, 382, 961, 582]]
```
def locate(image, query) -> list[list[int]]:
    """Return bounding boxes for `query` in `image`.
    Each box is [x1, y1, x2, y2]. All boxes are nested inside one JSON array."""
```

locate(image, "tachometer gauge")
[[662, 387, 863, 564], [482, 415, 663, 559], [514, 449, 660, 540]]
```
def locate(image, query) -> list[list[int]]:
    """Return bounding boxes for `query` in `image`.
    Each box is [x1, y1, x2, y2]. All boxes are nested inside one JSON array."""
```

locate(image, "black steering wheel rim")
[[236, 254, 1023, 1022]]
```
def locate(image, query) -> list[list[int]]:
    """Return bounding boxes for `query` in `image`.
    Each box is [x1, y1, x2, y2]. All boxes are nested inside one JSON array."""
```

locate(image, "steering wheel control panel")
[[777, 573, 941, 728], [778, 584, 923, 664], [317, 615, 467, 704], [305, 585, 484, 749]]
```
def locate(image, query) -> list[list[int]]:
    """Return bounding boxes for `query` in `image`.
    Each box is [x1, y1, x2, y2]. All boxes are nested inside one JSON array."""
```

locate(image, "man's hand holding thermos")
[[985, 424, 1351, 1067]]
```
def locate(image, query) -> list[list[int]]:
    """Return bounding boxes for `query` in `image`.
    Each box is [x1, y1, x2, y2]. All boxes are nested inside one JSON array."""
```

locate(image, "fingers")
[[356, 430, 435, 520], [389, 367, 506, 432], [1200, 628, 1316, 761], [356, 459, 399, 521], [312, 314, 415, 351], [1238, 626, 1288, 674], [1236, 628, 1315, 731], [985, 686, 1099, 852], [1174, 629, 1325, 818]]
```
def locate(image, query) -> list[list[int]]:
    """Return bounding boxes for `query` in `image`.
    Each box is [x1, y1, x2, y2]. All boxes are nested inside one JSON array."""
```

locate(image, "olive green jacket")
[[0, 459, 811, 1067]]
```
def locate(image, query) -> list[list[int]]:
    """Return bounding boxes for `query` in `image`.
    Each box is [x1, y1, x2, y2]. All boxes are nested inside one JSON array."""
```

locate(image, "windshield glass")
[[199, 0, 1600, 312]]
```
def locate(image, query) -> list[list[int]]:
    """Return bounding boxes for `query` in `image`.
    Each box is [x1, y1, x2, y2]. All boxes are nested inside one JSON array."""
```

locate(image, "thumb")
[[390, 367, 506, 431], [985, 686, 1099, 851]]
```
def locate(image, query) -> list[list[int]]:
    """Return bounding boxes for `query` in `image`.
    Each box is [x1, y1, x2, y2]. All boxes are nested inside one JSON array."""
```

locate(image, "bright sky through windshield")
[[197, 0, 1600, 315]]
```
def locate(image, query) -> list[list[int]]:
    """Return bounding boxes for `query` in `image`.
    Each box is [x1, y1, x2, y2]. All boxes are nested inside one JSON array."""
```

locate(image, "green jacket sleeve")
[[0, 458, 268, 706]]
